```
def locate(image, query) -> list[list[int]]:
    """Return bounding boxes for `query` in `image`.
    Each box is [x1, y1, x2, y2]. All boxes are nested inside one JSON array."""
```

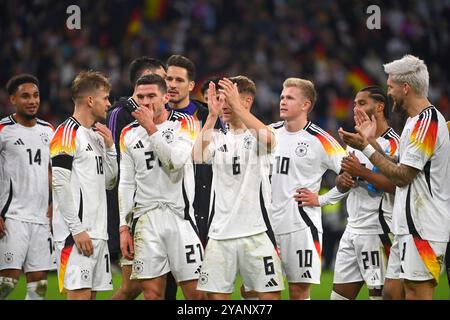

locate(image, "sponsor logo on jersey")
[[217, 144, 228, 152], [265, 278, 279, 287], [133, 140, 144, 149], [13, 138, 25, 145], [85, 143, 94, 151], [300, 270, 312, 279], [194, 265, 202, 275]]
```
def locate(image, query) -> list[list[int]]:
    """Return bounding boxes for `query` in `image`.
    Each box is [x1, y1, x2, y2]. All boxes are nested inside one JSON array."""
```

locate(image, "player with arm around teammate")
[[269, 78, 346, 300], [340, 55, 450, 300]]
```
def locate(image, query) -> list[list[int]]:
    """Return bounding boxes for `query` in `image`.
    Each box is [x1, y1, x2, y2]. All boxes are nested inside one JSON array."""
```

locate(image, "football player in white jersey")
[[340, 55, 450, 300], [193, 76, 284, 300], [0, 74, 54, 300], [299, 86, 400, 300], [50, 71, 118, 300], [334, 86, 400, 300], [108, 57, 168, 301], [269, 78, 346, 300], [118, 74, 204, 300]]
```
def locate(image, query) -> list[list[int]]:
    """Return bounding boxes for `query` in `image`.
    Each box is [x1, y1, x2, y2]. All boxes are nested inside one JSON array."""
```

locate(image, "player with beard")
[[166, 55, 224, 249], [106, 57, 172, 300], [340, 55, 450, 300]]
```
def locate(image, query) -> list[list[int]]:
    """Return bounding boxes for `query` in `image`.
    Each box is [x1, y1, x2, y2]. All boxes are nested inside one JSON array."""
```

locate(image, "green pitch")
[[6, 270, 449, 300]]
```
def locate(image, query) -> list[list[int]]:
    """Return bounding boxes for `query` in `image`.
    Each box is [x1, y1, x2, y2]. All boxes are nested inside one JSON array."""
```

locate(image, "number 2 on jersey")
[[145, 151, 162, 170]]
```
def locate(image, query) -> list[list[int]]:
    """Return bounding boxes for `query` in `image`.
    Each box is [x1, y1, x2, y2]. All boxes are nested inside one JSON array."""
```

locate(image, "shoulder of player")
[[269, 121, 284, 130], [380, 127, 400, 145], [304, 122, 345, 154], [50, 117, 80, 156], [0, 115, 16, 133], [55, 117, 81, 132], [107, 101, 134, 123], [169, 111, 199, 130], [36, 118, 55, 131], [120, 121, 140, 138], [191, 99, 208, 119], [410, 106, 440, 142]]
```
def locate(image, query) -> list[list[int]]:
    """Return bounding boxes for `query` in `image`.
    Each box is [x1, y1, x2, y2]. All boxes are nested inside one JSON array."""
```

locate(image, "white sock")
[[25, 280, 47, 300], [330, 290, 349, 300], [369, 295, 382, 300]]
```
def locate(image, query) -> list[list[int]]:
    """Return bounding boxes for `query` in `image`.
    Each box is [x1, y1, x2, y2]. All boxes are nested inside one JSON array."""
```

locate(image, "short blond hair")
[[283, 78, 317, 109]]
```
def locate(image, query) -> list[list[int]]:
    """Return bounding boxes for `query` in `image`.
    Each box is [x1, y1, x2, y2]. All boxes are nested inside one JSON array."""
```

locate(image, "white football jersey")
[[378, 128, 400, 232], [393, 106, 450, 241], [269, 121, 346, 235], [205, 129, 273, 240], [118, 110, 199, 225], [51, 117, 118, 242], [345, 128, 400, 235], [0, 115, 53, 224]]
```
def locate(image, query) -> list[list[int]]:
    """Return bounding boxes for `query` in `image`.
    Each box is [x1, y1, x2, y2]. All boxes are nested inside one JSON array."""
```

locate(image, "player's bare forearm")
[[335, 172, 356, 192], [236, 109, 275, 151], [358, 167, 396, 194], [0, 217, 6, 238], [369, 138, 398, 163], [369, 151, 419, 187]]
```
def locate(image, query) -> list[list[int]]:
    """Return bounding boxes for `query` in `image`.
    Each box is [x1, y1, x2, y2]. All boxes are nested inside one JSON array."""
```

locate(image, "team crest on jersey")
[[4, 252, 14, 264], [81, 269, 91, 282], [243, 135, 253, 149], [199, 271, 209, 285], [295, 142, 308, 157], [133, 260, 144, 274], [40, 133, 50, 145], [162, 129, 174, 143]]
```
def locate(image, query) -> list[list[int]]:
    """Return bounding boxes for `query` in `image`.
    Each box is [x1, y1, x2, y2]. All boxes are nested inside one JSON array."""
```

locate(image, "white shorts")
[[55, 237, 113, 293], [333, 231, 389, 289], [131, 207, 203, 283], [120, 255, 133, 267], [276, 228, 322, 284], [385, 236, 401, 280], [386, 234, 447, 284], [0, 218, 53, 273], [197, 232, 284, 294], [49, 239, 57, 271]]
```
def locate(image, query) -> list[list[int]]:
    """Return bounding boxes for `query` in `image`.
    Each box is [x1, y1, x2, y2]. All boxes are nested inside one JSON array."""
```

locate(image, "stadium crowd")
[[1, 0, 449, 130]]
